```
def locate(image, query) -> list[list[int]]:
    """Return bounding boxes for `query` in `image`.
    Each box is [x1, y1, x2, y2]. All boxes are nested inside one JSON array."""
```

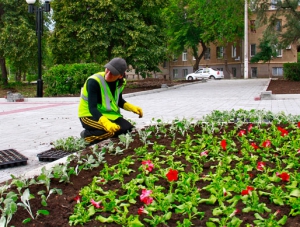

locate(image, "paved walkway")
[[1, 78, 300, 183]]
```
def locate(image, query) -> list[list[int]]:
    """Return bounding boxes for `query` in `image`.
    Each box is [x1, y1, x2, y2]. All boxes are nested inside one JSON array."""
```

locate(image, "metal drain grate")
[[0, 149, 28, 169], [37, 149, 72, 162]]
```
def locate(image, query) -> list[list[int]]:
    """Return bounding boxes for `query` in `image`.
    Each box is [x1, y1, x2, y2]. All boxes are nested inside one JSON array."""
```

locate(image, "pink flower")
[[262, 139, 271, 148], [140, 189, 154, 205], [247, 124, 253, 132], [142, 160, 154, 172], [73, 195, 81, 204], [238, 130, 246, 137], [220, 140, 227, 150], [138, 206, 148, 215], [251, 142, 259, 150], [277, 126, 288, 136], [257, 161, 266, 171], [166, 169, 178, 182], [279, 172, 290, 181], [298, 149, 300, 154], [201, 150, 208, 156], [90, 199, 103, 209]]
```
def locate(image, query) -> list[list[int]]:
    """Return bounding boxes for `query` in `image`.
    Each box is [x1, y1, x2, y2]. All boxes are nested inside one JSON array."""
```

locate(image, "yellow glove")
[[123, 102, 143, 118], [98, 116, 120, 133]]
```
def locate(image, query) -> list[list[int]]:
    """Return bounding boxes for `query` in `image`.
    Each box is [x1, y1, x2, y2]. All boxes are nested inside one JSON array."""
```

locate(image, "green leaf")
[[22, 218, 32, 224], [277, 215, 288, 225], [290, 189, 300, 197], [37, 210, 50, 216], [128, 216, 144, 227], [95, 215, 114, 223]]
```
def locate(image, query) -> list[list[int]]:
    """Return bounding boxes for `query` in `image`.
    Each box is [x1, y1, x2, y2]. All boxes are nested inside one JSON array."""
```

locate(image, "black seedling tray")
[[0, 149, 28, 169], [37, 149, 72, 162]]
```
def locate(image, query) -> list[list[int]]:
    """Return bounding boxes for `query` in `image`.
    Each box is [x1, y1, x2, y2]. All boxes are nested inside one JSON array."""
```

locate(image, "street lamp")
[[26, 0, 51, 97]]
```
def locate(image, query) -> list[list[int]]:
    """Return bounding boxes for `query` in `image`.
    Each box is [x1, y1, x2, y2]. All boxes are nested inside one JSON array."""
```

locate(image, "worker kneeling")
[[78, 57, 143, 145]]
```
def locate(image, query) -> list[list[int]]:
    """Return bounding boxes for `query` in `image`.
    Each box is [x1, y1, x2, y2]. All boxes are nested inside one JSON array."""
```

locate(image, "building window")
[[272, 67, 283, 76], [275, 20, 282, 31], [270, 0, 277, 9], [163, 61, 167, 68], [251, 67, 257, 78], [182, 51, 187, 61], [173, 69, 178, 78], [216, 46, 224, 59], [232, 67, 237, 77], [173, 55, 178, 62], [276, 48, 282, 57], [183, 69, 188, 77], [250, 44, 256, 57], [232, 45, 237, 58], [250, 20, 256, 33], [204, 48, 210, 60]]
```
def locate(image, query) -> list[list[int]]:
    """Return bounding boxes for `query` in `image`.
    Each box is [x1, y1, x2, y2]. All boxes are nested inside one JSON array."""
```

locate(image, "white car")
[[186, 68, 224, 80]]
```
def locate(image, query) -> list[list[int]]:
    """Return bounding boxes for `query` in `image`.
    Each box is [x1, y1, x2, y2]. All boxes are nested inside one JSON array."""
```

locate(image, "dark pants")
[[79, 117, 134, 144]]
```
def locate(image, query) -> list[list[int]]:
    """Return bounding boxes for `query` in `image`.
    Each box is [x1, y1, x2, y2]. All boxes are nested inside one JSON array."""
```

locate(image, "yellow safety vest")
[[78, 72, 126, 120]]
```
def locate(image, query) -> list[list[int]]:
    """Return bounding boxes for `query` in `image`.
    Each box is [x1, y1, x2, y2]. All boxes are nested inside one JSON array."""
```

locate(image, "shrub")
[[43, 63, 102, 96], [283, 63, 300, 81]]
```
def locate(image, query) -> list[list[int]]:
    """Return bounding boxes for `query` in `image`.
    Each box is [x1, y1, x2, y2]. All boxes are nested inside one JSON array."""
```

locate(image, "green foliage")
[[43, 63, 101, 96], [163, 0, 244, 71], [250, 39, 277, 64], [253, 0, 300, 47], [52, 136, 88, 152], [49, 0, 169, 77], [283, 63, 300, 81]]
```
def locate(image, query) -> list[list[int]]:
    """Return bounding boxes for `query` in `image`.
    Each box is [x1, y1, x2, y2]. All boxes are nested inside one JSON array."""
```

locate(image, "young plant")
[[17, 188, 49, 223]]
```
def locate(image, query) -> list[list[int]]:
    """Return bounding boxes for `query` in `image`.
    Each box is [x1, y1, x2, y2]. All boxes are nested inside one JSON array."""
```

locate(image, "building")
[[155, 2, 298, 80]]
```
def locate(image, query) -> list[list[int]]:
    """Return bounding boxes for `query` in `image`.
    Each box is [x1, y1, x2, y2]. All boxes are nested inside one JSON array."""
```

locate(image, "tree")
[[163, 0, 245, 73], [250, 34, 278, 77], [49, 0, 169, 78], [253, 0, 300, 48], [0, 0, 39, 85]]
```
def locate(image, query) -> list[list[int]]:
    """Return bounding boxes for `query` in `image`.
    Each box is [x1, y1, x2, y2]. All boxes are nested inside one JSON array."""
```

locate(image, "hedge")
[[43, 63, 102, 96]]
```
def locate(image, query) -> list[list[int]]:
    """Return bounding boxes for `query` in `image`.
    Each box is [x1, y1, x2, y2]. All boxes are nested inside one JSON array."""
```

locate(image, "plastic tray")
[[37, 149, 72, 162], [0, 149, 28, 169]]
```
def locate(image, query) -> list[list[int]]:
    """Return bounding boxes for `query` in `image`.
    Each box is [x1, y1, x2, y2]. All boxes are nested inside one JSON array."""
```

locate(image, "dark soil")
[[5, 123, 300, 227], [266, 79, 300, 94]]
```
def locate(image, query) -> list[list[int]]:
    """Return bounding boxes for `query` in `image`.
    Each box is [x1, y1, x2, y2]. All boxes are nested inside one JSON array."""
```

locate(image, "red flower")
[[262, 140, 271, 148], [220, 140, 227, 150], [277, 126, 288, 136], [73, 195, 81, 204], [279, 172, 290, 181], [257, 161, 266, 171], [241, 186, 254, 196], [166, 169, 178, 181], [142, 160, 154, 172], [297, 122, 300, 128], [238, 130, 246, 137], [250, 142, 259, 150], [247, 124, 253, 132], [140, 189, 154, 205], [138, 206, 148, 215]]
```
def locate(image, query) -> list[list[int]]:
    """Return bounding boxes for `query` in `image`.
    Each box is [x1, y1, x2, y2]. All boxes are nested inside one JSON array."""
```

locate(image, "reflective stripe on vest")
[[78, 72, 126, 120]]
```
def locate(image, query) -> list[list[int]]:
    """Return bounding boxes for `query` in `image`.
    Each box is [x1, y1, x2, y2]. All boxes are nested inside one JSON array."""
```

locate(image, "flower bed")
[[1, 109, 300, 227]]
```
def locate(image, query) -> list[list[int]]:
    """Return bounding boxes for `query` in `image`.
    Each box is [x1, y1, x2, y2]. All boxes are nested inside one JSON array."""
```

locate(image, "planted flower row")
[[0, 110, 300, 227]]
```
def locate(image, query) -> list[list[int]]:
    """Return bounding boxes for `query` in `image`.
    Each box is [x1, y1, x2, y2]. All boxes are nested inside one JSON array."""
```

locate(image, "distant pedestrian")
[[78, 57, 143, 145]]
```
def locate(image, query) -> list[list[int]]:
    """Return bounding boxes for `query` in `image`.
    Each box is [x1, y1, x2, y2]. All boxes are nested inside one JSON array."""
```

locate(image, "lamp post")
[[26, 0, 51, 97]]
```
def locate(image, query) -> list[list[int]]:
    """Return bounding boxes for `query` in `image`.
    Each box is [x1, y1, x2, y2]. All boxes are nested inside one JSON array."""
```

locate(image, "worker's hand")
[[123, 102, 143, 118], [98, 116, 120, 133]]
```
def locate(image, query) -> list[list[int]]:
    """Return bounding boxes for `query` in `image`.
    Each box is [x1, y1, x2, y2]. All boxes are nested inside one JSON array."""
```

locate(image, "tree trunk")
[[192, 42, 206, 72], [0, 57, 8, 86]]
